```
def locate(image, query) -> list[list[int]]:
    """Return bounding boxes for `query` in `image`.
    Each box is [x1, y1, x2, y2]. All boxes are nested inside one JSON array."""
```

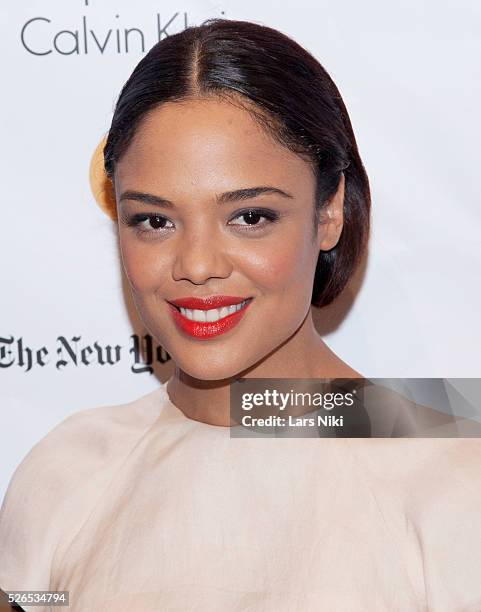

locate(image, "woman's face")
[[114, 96, 342, 380]]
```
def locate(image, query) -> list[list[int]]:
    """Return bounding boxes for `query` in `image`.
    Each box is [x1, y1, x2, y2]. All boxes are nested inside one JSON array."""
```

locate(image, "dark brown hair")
[[104, 18, 370, 307]]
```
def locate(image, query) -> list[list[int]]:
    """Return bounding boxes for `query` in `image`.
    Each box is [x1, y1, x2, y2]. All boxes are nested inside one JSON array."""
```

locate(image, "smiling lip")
[[166, 295, 253, 339], [168, 295, 251, 310]]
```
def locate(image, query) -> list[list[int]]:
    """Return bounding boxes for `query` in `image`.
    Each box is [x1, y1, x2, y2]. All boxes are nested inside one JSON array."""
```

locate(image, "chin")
[[177, 362, 243, 382], [173, 351, 257, 382]]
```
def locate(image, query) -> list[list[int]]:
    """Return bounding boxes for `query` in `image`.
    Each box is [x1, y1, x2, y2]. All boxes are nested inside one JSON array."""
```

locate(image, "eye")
[[228, 208, 280, 229], [121, 207, 281, 238], [123, 213, 174, 235]]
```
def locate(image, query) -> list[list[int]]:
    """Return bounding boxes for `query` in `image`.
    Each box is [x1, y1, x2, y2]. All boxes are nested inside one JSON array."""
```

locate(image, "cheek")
[[119, 236, 169, 295], [239, 234, 315, 295]]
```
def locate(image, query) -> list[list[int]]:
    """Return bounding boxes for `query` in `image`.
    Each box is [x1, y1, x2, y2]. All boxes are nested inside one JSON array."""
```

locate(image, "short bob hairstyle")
[[104, 18, 370, 308]]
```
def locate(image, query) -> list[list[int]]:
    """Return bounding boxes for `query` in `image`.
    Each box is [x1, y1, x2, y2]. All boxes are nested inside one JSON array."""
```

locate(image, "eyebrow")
[[118, 186, 294, 208]]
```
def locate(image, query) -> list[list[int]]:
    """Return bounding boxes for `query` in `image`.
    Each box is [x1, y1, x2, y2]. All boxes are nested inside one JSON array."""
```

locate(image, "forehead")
[[115, 97, 315, 198]]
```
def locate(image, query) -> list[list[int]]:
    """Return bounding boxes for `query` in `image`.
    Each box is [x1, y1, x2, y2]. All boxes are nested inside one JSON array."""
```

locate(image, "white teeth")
[[205, 309, 218, 323], [193, 309, 206, 322], [179, 300, 249, 323]]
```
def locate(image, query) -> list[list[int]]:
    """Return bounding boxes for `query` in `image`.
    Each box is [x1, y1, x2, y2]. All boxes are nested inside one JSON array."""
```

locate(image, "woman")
[[1, 18, 481, 611]]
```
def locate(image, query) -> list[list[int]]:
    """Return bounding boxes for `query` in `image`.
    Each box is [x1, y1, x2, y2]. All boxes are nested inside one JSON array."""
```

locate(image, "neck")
[[165, 308, 360, 426]]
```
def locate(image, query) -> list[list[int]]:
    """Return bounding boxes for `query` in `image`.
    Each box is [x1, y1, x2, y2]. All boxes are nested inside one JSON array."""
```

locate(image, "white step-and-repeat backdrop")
[[1, 0, 480, 498]]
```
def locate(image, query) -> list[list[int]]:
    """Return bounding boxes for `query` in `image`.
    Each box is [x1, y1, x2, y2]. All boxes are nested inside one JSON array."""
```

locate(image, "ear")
[[89, 135, 117, 220], [317, 173, 345, 251]]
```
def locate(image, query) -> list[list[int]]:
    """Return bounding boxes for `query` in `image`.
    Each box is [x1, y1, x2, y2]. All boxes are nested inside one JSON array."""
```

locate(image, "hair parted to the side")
[[104, 18, 371, 308]]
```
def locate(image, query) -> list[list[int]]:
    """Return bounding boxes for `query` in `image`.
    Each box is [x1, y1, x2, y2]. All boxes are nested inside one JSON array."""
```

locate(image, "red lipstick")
[[167, 295, 253, 339], [169, 295, 250, 310]]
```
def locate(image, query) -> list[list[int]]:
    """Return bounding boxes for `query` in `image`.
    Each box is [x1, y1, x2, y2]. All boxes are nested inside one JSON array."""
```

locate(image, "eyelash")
[[122, 208, 281, 238]]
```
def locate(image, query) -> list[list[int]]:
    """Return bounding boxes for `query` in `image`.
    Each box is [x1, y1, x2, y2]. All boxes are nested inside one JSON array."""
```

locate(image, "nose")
[[171, 226, 233, 284]]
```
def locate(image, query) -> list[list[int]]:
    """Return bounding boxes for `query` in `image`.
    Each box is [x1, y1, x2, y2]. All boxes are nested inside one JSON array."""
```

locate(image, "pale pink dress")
[[1, 380, 481, 611]]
